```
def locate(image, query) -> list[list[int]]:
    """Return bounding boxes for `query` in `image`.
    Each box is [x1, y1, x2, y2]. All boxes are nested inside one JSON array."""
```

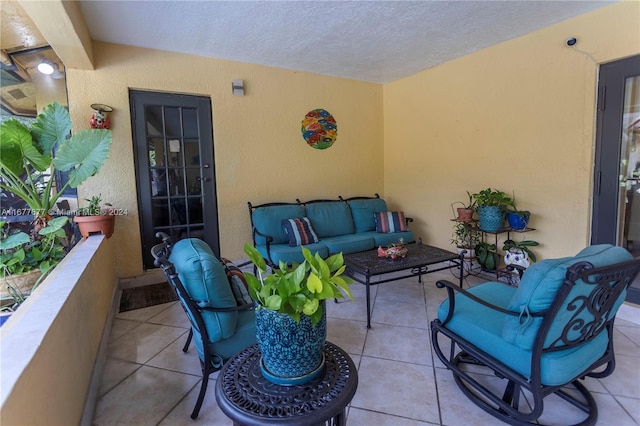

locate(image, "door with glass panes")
[[130, 90, 219, 269]]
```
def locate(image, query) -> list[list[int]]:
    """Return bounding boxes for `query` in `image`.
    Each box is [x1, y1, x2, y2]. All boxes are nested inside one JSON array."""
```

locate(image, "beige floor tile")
[[347, 407, 430, 425], [146, 335, 203, 376], [616, 395, 640, 424], [371, 299, 428, 329], [108, 318, 143, 341], [327, 317, 367, 355], [363, 322, 432, 365], [98, 358, 141, 397], [107, 322, 188, 364], [159, 378, 231, 425], [375, 278, 425, 304], [146, 302, 190, 328], [326, 294, 369, 323], [599, 353, 640, 398], [351, 356, 440, 423], [93, 365, 200, 425], [116, 301, 176, 322]]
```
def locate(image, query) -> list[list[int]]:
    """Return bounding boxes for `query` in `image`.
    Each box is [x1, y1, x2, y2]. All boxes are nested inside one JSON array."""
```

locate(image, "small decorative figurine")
[[90, 104, 113, 129]]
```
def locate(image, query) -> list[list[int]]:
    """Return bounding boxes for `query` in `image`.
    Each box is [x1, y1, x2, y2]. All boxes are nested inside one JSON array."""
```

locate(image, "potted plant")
[[1, 216, 69, 314], [74, 194, 116, 238], [243, 243, 353, 385], [450, 222, 481, 259], [451, 191, 476, 222], [502, 239, 538, 268], [472, 188, 513, 233], [475, 241, 499, 270], [506, 196, 531, 230]]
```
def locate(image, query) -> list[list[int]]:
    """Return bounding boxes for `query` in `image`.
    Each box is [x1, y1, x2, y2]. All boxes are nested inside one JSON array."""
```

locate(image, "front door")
[[130, 90, 219, 269], [592, 54, 640, 304]]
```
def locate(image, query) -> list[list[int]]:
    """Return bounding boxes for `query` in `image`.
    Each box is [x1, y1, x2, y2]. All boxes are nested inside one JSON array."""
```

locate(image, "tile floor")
[[93, 266, 640, 425]]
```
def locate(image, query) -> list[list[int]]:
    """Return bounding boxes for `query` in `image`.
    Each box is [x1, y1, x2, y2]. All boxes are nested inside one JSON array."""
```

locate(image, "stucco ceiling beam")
[[17, 0, 94, 70]]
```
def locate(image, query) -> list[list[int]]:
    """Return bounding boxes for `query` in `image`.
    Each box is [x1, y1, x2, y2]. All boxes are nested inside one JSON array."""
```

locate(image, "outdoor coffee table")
[[343, 242, 463, 328]]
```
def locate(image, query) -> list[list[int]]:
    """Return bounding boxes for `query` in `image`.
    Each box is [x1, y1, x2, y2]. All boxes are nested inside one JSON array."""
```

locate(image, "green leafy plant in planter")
[[0, 216, 69, 307], [74, 194, 116, 238], [451, 191, 476, 222], [472, 188, 513, 232], [243, 243, 354, 385], [475, 241, 500, 271], [450, 222, 481, 258], [502, 239, 539, 268], [506, 196, 531, 230]]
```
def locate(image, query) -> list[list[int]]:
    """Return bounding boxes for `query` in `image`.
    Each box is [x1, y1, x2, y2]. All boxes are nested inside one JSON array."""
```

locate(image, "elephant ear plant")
[[0, 102, 112, 233], [243, 243, 354, 325]]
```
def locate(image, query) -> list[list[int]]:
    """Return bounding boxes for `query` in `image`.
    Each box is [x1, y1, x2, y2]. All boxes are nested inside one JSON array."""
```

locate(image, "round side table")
[[215, 341, 358, 425]]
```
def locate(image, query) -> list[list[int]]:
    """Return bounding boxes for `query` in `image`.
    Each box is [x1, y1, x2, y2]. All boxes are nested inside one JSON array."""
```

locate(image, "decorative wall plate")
[[301, 109, 338, 149]]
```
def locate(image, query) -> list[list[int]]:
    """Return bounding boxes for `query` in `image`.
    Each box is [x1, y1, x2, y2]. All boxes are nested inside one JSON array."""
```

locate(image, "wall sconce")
[[90, 104, 112, 129], [232, 79, 245, 96]]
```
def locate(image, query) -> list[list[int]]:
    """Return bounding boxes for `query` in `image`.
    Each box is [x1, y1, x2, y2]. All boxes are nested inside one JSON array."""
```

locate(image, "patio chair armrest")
[[435, 279, 521, 325]]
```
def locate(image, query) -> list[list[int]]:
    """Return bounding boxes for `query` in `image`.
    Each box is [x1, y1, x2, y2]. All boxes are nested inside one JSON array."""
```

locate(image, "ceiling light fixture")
[[37, 61, 54, 75]]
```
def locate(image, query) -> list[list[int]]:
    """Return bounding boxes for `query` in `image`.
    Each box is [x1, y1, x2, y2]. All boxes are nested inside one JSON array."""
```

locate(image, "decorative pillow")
[[374, 211, 408, 233], [221, 258, 253, 306], [282, 217, 319, 246]]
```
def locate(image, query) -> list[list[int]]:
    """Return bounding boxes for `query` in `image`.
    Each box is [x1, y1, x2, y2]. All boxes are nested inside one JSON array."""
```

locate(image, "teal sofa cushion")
[[169, 238, 238, 342], [502, 244, 632, 350], [348, 198, 388, 233], [320, 234, 375, 255], [255, 243, 329, 265], [252, 204, 305, 245], [438, 281, 610, 385], [305, 201, 354, 237], [359, 231, 415, 247]]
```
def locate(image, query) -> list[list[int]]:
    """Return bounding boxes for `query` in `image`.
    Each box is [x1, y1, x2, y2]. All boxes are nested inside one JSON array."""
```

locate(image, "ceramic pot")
[[504, 248, 530, 268], [477, 206, 505, 232], [255, 300, 326, 386], [507, 212, 529, 230], [456, 208, 474, 222], [74, 215, 115, 238]]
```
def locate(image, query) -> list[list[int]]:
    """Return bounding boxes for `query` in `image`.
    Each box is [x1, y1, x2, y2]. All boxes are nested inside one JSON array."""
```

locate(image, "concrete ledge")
[[0, 236, 117, 425]]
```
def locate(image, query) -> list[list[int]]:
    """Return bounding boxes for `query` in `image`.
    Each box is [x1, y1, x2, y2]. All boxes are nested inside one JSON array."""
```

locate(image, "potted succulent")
[[451, 191, 476, 222], [74, 194, 116, 238], [243, 243, 353, 385], [502, 239, 538, 268], [450, 222, 481, 259], [472, 188, 513, 233]]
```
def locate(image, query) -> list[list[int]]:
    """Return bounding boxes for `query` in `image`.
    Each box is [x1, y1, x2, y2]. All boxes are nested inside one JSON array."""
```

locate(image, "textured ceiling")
[[77, 0, 613, 83]]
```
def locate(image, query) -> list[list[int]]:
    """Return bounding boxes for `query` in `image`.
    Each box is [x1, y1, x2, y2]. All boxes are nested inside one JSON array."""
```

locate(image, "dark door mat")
[[119, 282, 178, 313]]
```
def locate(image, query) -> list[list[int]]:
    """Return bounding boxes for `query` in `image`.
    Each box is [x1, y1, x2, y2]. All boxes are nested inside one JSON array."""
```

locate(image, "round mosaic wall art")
[[301, 109, 338, 150]]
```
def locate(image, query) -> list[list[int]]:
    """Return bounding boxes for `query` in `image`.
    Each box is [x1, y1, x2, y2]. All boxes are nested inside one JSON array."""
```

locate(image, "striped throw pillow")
[[374, 211, 408, 233], [282, 217, 319, 246]]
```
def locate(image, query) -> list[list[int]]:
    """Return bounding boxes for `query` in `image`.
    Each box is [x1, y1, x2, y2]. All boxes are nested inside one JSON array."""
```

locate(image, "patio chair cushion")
[[438, 282, 610, 385], [305, 201, 354, 237], [374, 211, 408, 233], [502, 244, 632, 350], [252, 204, 305, 245], [319, 234, 375, 255], [282, 217, 319, 246], [169, 238, 238, 341], [348, 198, 388, 232], [255, 242, 329, 265]]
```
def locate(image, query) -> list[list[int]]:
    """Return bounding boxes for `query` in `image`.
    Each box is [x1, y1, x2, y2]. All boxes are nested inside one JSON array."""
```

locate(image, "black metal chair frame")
[[431, 257, 640, 426], [150, 232, 253, 419]]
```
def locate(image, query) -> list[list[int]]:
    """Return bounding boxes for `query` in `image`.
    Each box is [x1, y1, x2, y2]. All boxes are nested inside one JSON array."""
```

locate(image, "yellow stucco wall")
[[66, 45, 383, 277], [384, 1, 640, 259]]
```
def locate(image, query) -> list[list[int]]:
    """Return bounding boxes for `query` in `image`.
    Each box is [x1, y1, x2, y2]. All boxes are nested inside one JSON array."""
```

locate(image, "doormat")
[[119, 282, 178, 313]]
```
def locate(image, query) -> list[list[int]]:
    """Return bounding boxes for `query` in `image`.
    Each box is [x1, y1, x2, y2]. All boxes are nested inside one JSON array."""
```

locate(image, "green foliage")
[[0, 216, 69, 284], [0, 102, 112, 219], [243, 243, 354, 325], [476, 242, 499, 270], [472, 188, 513, 207], [450, 222, 481, 248], [76, 194, 112, 216], [502, 239, 539, 263]]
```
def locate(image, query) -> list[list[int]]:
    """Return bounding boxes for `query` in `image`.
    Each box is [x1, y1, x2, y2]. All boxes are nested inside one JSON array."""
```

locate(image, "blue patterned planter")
[[507, 212, 529, 230], [478, 206, 505, 232], [255, 300, 326, 386]]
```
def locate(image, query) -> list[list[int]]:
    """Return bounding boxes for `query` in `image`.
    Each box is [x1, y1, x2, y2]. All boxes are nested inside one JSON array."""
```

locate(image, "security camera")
[[566, 37, 577, 46]]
